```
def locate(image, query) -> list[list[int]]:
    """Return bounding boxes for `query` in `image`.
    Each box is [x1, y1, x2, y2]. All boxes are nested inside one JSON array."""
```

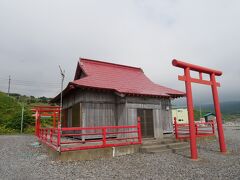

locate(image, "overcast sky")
[[0, 0, 239, 104]]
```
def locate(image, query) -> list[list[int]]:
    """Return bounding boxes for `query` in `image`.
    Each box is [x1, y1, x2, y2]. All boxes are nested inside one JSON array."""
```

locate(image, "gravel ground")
[[0, 126, 240, 180]]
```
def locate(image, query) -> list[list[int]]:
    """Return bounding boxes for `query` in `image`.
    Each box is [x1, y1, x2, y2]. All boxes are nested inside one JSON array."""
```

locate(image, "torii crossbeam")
[[172, 59, 227, 159]]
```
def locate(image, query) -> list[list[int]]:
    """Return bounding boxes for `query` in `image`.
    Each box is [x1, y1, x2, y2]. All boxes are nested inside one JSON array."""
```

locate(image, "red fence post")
[[212, 122, 215, 135], [210, 73, 227, 153], [195, 124, 198, 136], [42, 129, 44, 140], [39, 129, 41, 139], [102, 128, 107, 147], [35, 111, 38, 137], [45, 129, 48, 141], [50, 129, 53, 143], [137, 117, 142, 144], [53, 113, 56, 128], [174, 117, 178, 139], [35, 111, 40, 138]]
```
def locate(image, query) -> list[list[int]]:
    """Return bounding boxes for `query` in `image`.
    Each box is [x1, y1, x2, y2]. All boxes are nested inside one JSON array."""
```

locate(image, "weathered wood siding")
[[62, 89, 173, 139], [62, 90, 115, 109], [125, 96, 172, 138], [62, 90, 116, 124], [125, 97, 162, 139], [161, 99, 172, 133], [72, 103, 81, 127], [83, 103, 116, 127], [62, 90, 117, 139], [116, 104, 126, 125]]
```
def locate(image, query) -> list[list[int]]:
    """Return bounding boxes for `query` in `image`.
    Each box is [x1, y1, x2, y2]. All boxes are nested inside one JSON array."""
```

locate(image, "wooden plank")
[[72, 102, 80, 127], [161, 99, 173, 133]]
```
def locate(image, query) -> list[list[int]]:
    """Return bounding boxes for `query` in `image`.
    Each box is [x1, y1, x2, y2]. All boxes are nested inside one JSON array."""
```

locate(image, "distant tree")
[[9, 93, 21, 97], [38, 96, 48, 103]]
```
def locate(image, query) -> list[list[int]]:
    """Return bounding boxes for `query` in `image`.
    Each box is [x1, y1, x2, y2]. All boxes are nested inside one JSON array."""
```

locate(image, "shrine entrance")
[[172, 59, 227, 159]]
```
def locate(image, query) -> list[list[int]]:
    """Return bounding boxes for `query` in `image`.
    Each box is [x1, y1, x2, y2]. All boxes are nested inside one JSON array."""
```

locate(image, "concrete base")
[[41, 143, 140, 161]]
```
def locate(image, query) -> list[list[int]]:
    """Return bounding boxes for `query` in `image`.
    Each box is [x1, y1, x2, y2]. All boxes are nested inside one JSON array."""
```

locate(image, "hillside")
[[0, 92, 34, 133], [0, 92, 21, 124], [195, 101, 240, 121], [196, 101, 240, 115]]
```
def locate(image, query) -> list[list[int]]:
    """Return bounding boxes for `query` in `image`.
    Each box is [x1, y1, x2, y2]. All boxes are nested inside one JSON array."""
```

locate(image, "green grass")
[[0, 92, 21, 125], [0, 92, 35, 134]]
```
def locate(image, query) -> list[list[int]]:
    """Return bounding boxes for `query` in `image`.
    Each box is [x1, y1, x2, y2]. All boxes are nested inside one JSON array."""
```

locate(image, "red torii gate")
[[32, 106, 61, 138], [172, 59, 227, 160]]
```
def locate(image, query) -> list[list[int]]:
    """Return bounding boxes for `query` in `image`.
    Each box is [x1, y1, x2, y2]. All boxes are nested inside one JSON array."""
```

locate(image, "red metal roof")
[[71, 58, 185, 97], [52, 58, 185, 102]]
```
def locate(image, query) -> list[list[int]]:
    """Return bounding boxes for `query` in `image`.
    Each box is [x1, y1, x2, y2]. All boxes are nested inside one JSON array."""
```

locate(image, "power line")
[[0, 76, 61, 85], [0, 76, 65, 96], [0, 83, 60, 90], [12, 80, 60, 85], [0, 78, 62, 88], [2, 87, 57, 93], [10, 82, 60, 88]]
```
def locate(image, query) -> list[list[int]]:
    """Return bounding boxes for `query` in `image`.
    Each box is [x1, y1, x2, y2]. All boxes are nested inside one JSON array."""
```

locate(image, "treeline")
[[9, 93, 52, 104]]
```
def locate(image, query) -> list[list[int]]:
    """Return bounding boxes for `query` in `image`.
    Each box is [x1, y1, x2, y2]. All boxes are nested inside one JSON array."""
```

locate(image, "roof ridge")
[[80, 58, 143, 71]]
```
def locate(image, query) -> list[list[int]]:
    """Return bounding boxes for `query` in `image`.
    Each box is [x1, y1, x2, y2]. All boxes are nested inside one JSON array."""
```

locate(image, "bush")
[[0, 126, 16, 134], [24, 126, 35, 134], [5, 108, 34, 132]]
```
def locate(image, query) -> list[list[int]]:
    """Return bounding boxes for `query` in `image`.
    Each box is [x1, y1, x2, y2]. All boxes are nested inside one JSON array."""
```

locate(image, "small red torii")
[[172, 59, 227, 160], [32, 106, 61, 138]]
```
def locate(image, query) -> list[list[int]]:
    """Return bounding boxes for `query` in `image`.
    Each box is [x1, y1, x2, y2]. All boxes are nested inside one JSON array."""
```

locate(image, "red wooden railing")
[[38, 118, 142, 152], [174, 118, 215, 140], [39, 128, 59, 151]]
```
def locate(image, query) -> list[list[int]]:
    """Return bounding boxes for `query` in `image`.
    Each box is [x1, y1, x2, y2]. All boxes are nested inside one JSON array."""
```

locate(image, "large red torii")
[[172, 59, 227, 160]]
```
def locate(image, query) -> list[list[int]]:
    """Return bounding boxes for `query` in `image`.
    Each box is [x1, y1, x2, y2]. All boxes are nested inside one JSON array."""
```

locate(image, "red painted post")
[[184, 67, 198, 159], [174, 117, 178, 139], [35, 111, 38, 136], [35, 111, 41, 137], [45, 129, 48, 141], [137, 117, 142, 144], [102, 128, 107, 147], [210, 73, 227, 153], [195, 124, 198, 136], [53, 113, 56, 128], [41, 129, 44, 140], [50, 129, 53, 143], [212, 122, 215, 135]]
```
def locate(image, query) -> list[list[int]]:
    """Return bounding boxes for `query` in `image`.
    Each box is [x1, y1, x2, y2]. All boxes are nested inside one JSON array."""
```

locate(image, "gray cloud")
[[0, 0, 239, 103]]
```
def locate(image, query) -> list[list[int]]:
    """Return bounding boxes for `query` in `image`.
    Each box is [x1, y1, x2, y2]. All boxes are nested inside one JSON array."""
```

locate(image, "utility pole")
[[8, 75, 11, 96], [58, 65, 65, 129], [21, 104, 24, 133]]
